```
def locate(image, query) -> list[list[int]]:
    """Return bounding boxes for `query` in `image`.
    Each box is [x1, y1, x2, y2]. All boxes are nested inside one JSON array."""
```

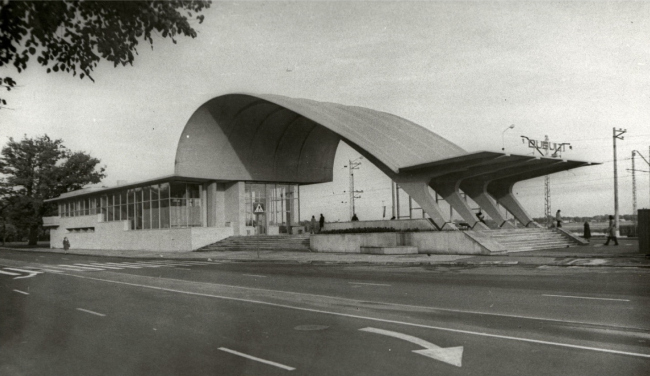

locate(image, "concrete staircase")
[[481, 228, 582, 253], [198, 234, 311, 252]]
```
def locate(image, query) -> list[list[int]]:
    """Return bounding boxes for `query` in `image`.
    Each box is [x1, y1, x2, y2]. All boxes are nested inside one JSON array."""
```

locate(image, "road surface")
[[1, 250, 649, 375]]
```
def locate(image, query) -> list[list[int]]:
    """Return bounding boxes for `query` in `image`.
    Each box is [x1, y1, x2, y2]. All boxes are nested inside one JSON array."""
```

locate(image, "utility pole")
[[345, 157, 363, 219], [613, 127, 627, 237], [630, 148, 650, 209], [632, 151, 637, 222]]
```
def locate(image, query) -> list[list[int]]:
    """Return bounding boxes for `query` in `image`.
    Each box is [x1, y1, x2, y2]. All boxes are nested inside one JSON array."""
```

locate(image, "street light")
[[502, 124, 515, 151]]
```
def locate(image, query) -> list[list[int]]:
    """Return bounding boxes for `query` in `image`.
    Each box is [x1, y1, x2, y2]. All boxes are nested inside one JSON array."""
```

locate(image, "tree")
[[0, 134, 106, 245], [0, 0, 210, 108]]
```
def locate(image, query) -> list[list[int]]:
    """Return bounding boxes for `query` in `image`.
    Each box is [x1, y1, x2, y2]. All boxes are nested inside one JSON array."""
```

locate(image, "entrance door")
[[255, 213, 266, 235]]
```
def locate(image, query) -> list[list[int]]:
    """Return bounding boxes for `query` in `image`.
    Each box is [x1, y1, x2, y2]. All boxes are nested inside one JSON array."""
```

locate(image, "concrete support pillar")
[[430, 180, 489, 230], [487, 181, 541, 228], [395, 180, 457, 230], [460, 180, 513, 229]]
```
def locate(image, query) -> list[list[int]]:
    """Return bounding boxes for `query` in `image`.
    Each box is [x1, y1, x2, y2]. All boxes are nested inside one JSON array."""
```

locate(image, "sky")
[[1, 1, 649, 222]]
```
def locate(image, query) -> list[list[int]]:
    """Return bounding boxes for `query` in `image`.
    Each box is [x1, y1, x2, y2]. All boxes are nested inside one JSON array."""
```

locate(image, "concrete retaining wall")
[[311, 231, 497, 255], [323, 219, 435, 232]]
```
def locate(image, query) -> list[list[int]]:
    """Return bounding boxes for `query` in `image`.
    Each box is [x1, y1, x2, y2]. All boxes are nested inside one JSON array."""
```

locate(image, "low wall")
[[51, 215, 233, 252], [323, 219, 435, 232], [311, 231, 497, 255]]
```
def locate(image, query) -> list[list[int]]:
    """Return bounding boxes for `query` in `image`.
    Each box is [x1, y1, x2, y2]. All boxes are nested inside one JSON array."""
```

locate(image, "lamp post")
[[502, 124, 515, 151]]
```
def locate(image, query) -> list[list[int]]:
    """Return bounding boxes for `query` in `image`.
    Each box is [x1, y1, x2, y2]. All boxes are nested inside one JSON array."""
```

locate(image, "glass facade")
[[245, 183, 299, 234], [59, 182, 203, 230]]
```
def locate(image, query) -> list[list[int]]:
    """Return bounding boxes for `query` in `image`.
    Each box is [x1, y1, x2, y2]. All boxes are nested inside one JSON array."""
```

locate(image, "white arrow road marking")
[[360, 327, 463, 367], [0, 269, 21, 276], [5, 268, 43, 279], [218, 347, 295, 371]]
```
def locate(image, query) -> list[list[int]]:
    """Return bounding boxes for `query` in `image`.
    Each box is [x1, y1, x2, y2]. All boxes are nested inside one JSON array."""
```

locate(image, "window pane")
[[108, 206, 114, 222], [187, 184, 200, 199], [121, 204, 127, 222], [135, 187, 142, 203], [160, 182, 170, 199], [143, 185, 151, 201], [135, 202, 142, 230], [120, 191, 127, 207], [151, 184, 159, 200], [143, 201, 151, 229], [160, 198, 170, 228], [127, 189, 134, 204], [170, 182, 186, 199], [151, 200, 160, 229]]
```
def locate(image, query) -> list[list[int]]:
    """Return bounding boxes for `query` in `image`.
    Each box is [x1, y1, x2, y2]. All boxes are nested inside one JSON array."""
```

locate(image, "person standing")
[[351, 213, 359, 221], [583, 221, 591, 241], [63, 237, 70, 253], [604, 215, 619, 246], [310, 215, 317, 234], [555, 210, 562, 228], [319, 214, 325, 233]]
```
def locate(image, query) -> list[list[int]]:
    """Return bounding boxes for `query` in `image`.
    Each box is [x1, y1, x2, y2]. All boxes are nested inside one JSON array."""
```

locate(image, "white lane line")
[[243, 274, 267, 278], [0, 269, 21, 276], [543, 294, 630, 302], [98, 263, 143, 269], [74, 263, 123, 270], [13, 289, 29, 295], [39, 268, 64, 273], [218, 347, 295, 371], [349, 282, 391, 287], [76, 308, 106, 317], [57, 264, 105, 271], [62, 273, 650, 360]]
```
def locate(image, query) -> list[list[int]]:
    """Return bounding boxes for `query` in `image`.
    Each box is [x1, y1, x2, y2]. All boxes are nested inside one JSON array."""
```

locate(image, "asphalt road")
[[1, 250, 649, 375]]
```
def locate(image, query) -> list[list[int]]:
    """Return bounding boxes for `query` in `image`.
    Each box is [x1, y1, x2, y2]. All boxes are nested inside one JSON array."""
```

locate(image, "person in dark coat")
[[351, 213, 359, 221], [583, 221, 591, 241], [63, 237, 70, 253], [555, 209, 562, 228], [319, 214, 325, 233]]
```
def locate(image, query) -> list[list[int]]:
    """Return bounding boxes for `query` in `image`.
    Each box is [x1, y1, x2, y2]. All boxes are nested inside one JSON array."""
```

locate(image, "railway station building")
[[44, 93, 595, 252]]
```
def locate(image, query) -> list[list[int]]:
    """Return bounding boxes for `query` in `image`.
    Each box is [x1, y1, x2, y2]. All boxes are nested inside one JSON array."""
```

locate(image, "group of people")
[[558, 210, 619, 246], [310, 214, 325, 234]]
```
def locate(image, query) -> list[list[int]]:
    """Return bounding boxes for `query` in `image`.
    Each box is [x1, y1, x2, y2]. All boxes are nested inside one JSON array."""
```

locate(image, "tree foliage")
[[0, 134, 106, 244], [0, 0, 210, 108]]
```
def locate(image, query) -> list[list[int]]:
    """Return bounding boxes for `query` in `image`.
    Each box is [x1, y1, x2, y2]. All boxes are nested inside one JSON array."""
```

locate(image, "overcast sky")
[[1, 1, 649, 221]]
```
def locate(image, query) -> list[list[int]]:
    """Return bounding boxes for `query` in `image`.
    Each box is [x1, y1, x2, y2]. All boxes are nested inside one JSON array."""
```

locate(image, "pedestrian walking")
[[604, 215, 619, 246], [310, 215, 317, 234], [319, 214, 325, 233], [63, 237, 70, 253], [583, 221, 591, 241], [555, 209, 562, 228]]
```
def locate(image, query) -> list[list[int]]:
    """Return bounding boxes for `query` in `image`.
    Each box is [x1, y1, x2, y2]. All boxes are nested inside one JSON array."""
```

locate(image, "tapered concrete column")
[[429, 180, 489, 230], [487, 181, 541, 228], [395, 180, 457, 230], [460, 181, 513, 228]]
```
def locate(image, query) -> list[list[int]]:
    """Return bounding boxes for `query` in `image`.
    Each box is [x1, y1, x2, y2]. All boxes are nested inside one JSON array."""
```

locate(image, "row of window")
[[59, 182, 202, 230]]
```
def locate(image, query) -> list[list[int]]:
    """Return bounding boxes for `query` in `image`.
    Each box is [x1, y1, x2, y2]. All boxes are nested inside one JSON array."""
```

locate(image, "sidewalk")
[[2, 237, 648, 268]]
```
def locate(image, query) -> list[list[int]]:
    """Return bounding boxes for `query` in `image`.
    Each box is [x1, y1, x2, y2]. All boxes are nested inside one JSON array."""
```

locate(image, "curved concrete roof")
[[174, 93, 467, 183]]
